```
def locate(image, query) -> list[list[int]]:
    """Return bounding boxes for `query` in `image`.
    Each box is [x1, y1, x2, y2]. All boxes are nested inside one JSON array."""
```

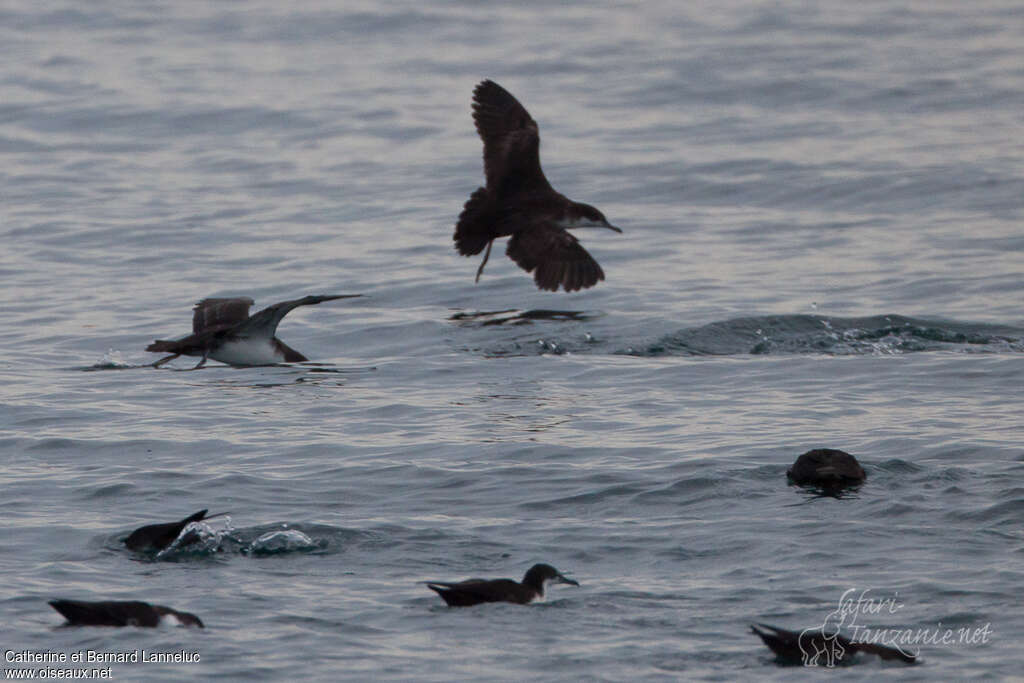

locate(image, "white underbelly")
[[157, 613, 189, 628], [210, 340, 284, 366]]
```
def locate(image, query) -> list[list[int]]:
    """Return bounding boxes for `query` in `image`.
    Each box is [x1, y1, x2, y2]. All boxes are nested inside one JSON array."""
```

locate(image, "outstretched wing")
[[472, 80, 551, 195], [192, 297, 255, 334], [506, 222, 605, 292], [233, 294, 360, 339]]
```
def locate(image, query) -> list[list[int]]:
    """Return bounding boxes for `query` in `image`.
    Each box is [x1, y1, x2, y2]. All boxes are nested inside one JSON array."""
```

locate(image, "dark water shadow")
[[73, 359, 376, 375], [449, 308, 601, 326]]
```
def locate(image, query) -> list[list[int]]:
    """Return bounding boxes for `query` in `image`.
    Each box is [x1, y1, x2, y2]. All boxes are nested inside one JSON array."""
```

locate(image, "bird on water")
[[751, 622, 916, 665], [147, 294, 361, 368], [454, 79, 621, 292], [49, 599, 204, 628], [787, 449, 866, 491], [425, 563, 579, 607]]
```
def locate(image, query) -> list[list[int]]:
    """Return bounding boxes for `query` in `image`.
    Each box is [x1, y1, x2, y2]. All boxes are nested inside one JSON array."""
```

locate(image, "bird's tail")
[[48, 600, 96, 624], [454, 187, 493, 256], [146, 339, 180, 353]]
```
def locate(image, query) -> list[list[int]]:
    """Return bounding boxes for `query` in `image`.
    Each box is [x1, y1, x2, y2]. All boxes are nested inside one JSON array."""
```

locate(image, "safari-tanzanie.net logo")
[[792, 588, 993, 667]]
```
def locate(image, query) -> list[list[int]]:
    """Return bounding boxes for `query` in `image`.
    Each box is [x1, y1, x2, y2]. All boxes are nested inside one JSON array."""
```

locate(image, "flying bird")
[[454, 79, 621, 292], [147, 294, 360, 368]]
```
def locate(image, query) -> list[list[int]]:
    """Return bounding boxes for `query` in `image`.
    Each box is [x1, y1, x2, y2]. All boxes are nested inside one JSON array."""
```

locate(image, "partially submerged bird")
[[751, 623, 916, 665], [124, 509, 226, 552], [49, 599, 204, 628], [787, 449, 866, 491], [147, 294, 360, 368], [425, 563, 579, 607], [454, 79, 621, 292]]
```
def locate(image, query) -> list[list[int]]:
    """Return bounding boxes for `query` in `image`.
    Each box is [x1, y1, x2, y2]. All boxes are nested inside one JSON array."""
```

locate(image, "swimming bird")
[[454, 79, 621, 292], [751, 623, 915, 665], [787, 449, 866, 490], [147, 294, 361, 368], [49, 599, 204, 628], [124, 509, 226, 552], [425, 563, 579, 607]]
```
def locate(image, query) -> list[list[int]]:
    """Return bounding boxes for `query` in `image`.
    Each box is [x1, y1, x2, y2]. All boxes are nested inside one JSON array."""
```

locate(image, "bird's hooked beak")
[[555, 573, 580, 586], [603, 220, 623, 233]]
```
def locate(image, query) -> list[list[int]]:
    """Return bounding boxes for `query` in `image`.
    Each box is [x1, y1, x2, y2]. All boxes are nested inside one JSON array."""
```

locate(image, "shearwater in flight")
[[454, 80, 621, 292]]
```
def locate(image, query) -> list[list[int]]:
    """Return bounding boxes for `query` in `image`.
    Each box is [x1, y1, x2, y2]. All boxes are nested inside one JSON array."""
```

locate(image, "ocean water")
[[2, 0, 1023, 680]]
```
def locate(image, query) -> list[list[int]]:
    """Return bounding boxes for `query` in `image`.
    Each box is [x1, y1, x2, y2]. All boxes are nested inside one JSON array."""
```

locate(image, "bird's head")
[[562, 202, 622, 233]]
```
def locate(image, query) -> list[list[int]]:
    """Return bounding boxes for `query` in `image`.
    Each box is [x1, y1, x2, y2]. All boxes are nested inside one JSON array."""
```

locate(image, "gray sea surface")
[[2, 1, 1023, 680]]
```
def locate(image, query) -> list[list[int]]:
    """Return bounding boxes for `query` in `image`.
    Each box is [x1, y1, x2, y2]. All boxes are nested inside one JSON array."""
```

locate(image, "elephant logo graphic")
[[798, 601, 850, 667]]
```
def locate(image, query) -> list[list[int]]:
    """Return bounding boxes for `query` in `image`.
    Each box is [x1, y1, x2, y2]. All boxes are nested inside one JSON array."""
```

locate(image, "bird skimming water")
[[147, 294, 361, 368]]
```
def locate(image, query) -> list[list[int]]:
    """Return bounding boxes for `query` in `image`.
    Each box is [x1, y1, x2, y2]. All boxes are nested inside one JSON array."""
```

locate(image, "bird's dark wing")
[[49, 600, 159, 627], [472, 80, 552, 194], [233, 294, 360, 339], [192, 297, 255, 334], [506, 222, 605, 292], [427, 578, 526, 605], [124, 509, 208, 551]]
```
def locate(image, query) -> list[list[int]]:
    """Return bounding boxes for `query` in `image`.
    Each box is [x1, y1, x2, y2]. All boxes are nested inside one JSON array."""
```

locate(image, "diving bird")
[[147, 294, 361, 368], [787, 449, 866, 490], [454, 79, 621, 292], [751, 623, 916, 665], [425, 563, 579, 607], [49, 599, 204, 628], [124, 509, 226, 552]]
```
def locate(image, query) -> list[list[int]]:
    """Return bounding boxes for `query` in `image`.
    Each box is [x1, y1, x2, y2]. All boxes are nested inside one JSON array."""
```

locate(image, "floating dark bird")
[[787, 449, 866, 490], [751, 623, 916, 665], [425, 563, 579, 607], [124, 509, 226, 552], [454, 79, 621, 292], [49, 599, 204, 628], [147, 294, 361, 368]]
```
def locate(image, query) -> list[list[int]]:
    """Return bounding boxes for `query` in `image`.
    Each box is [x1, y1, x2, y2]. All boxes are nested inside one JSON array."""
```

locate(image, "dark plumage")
[[751, 623, 916, 665], [454, 80, 621, 292], [124, 509, 225, 552], [146, 294, 361, 368], [49, 599, 204, 628], [426, 563, 579, 607], [787, 449, 866, 490]]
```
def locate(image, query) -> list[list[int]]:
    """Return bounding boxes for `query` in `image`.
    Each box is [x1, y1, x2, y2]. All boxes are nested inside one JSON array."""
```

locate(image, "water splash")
[[78, 349, 138, 370], [155, 516, 233, 559], [245, 527, 325, 556]]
